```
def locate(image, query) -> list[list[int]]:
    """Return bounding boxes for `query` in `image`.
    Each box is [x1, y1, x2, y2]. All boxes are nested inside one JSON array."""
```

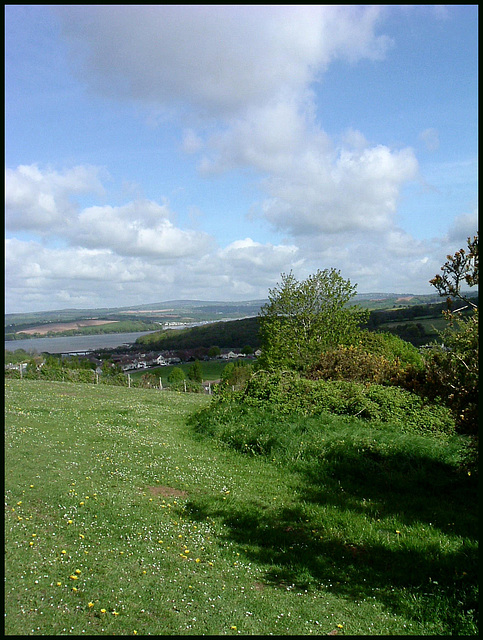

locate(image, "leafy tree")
[[257, 269, 368, 371], [219, 360, 253, 390], [426, 233, 478, 436], [187, 360, 203, 382], [167, 366, 185, 384], [208, 346, 221, 357]]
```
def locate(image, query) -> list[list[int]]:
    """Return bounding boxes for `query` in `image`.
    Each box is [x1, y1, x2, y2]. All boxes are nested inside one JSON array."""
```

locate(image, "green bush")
[[308, 345, 397, 384], [231, 371, 455, 437]]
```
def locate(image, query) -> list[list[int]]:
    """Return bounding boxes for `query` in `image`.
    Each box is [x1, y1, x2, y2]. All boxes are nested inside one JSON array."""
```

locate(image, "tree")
[[187, 360, 203, 383], [429, 233, 478, 310], [427, 233, 478, 436], [167, 366, 185, 384], [257, 269, 368, 371]]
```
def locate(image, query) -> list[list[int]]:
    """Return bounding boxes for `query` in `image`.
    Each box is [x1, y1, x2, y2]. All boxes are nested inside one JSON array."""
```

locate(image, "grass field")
[[4, 379, 477, 635], [128, 360, 231, 384]]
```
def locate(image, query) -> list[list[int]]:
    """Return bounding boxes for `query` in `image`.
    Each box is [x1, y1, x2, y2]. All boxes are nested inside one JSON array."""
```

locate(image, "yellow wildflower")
[[88, 602, 94, 608]]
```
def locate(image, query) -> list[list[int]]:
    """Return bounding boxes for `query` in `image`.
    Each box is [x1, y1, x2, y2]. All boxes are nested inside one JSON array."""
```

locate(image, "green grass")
[[129, 359, 231, 383], [4, 379, 478, 635]]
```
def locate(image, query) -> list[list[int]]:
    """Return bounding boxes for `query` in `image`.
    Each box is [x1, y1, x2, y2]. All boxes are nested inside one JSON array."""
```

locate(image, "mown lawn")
[[4, 379, 478, 635]]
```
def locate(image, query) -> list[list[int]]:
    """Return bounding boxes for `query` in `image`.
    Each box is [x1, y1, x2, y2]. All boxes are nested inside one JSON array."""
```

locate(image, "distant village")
[[104, 347, 261, 373]]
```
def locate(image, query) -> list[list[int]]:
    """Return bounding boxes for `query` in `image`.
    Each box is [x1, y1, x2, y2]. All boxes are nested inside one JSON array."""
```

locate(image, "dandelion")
[[61, 550, 67, 555], [88, 602, 94, 608], [337, 624, 343, 628], [79, 502, 84, 506], [72, 587, 78, 592], [74, 569, 81, 575], [79, 534, 85, 539], [112, 611, 120, 616], [100, 609, 106, 614], [230, 625, 237, 630], [56, 582, 62, 586], [69, 575, 78, 580], [67, 520, 73, 525], [29, 541, 34, 546]]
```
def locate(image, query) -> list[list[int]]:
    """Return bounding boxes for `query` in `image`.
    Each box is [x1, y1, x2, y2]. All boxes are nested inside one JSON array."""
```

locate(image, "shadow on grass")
[[185, 446, 478, 634]]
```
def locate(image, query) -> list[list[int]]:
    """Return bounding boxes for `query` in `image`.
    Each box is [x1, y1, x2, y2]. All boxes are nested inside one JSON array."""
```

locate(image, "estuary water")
[[4, 331, 157, 354]]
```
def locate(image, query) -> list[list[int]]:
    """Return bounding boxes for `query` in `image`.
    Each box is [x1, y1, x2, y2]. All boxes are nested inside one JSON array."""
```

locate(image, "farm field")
[[5, 379, 477, 635]]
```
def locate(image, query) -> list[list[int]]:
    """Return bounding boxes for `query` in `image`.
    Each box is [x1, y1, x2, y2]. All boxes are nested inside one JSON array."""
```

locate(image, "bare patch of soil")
[[146, 485, 188, 498]]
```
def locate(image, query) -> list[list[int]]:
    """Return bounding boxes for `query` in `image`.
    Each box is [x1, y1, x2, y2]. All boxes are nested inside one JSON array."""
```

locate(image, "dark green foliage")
[[136, 316, 261, 350], [187, 360, 203, 382]]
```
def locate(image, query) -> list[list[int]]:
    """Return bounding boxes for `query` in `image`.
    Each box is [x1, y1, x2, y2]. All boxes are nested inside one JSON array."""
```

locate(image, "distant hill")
[[5, 292, 477, 339]]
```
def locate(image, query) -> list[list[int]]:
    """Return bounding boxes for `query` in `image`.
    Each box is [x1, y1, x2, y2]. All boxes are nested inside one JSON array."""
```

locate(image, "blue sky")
[[5, 5, 478, 313]]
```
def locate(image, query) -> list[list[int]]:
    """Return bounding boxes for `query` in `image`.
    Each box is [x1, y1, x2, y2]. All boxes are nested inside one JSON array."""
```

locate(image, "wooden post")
[[159, 378, 163, 390], [184, 380, 187, 392], [128, 373, 131, 388]]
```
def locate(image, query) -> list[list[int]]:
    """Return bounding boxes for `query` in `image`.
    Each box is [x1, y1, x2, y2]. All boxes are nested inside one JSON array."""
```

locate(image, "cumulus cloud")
[[75, 201, 214, 259], [56, 5, 391, 117], [5, 164, 105, 232], [53, 6, 417, 244]]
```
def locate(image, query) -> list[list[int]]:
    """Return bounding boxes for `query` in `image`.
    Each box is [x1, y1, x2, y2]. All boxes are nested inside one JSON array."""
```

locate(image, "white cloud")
[[5, 164, 105, 232], [75, 201, 214, 259], [56, 5, 391, 118]]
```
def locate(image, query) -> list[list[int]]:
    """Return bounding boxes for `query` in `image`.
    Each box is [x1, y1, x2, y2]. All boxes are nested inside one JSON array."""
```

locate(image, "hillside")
[[135, 298, 476, 351], [5, 292, 477, 344]]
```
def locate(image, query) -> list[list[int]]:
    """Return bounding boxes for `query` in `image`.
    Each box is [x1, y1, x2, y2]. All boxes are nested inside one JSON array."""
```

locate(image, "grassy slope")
[[5, 380, 477, 636]]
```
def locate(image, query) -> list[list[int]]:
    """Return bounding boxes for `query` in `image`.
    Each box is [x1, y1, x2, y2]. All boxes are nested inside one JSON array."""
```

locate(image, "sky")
[[5, 5, 478, 314]]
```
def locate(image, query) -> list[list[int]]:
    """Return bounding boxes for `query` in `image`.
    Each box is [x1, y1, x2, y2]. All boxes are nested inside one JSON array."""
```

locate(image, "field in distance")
[[5, 294, 447, 338]]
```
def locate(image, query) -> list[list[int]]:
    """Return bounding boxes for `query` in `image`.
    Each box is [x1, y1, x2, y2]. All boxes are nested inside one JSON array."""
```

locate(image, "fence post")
[[128, 373, 131, 388], [184, 380, 187, 393], [159, 378, 163, 390]]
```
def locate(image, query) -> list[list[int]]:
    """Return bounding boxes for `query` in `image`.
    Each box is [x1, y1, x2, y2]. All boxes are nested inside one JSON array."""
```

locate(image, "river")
[[4, 331, 157, 354]]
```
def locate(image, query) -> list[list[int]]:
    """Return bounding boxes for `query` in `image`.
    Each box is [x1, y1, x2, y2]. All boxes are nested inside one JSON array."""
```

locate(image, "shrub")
[[167, 366, 185, 384], [234, 371, 455, 437], [308, 345, 397, 384]]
